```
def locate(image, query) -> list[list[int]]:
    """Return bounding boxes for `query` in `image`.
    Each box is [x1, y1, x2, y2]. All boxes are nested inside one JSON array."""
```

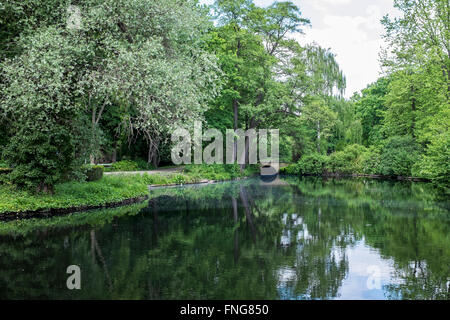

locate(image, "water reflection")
[[0, 177, 448, 299]]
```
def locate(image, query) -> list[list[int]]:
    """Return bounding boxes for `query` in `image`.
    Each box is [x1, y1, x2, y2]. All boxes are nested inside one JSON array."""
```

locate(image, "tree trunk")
[[90, 108, 96, 164], [147, 140, 159, 168], [239, 117, 257, 171], [233, 99, 239, 164], [112, 141, 117, 163], [37, 182, 54, 194], [317, 121, 321, 153]]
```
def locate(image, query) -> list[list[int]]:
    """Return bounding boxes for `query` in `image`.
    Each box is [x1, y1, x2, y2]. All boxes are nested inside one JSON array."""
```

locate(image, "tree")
[[379, 135, 421, 177], [353, 77, 390, 146], [381, 0, 449, 95], [1, 28, 84, 192], [301, 98, 338, 154], [380, 0, 449, 182], [211, 0, 311, 167], [0, 0, 70, 60], [0, 0, 220, 190], [74, 0, 220, 165]]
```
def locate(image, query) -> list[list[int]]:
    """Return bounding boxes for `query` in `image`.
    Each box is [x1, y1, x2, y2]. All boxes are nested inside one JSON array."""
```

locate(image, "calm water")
[[0, 177, 449, 300]]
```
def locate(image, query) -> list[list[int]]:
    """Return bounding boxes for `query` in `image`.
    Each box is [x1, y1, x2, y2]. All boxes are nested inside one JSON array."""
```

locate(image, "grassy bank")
[[0, 164, 258, 216], [0, 175, 149, 215], [141, 164, 258, 185]]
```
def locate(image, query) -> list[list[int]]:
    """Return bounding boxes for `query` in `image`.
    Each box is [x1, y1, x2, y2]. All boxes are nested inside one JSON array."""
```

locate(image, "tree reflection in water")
[[0, 177, 448, 299]]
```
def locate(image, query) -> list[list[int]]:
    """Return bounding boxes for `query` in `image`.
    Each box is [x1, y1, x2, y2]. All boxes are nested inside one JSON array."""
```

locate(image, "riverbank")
[[299, 173, 429, 182], [279, 166, 433, 183], [0, 164, 258, 220], [0, 175, 150, 221]]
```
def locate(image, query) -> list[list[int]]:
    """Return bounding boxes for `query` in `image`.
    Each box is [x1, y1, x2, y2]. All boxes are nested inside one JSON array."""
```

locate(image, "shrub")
[[134, 159, 156, 171], [83, 165, 104, 182], [0, 168, 12, 175], [141, 173, 169, 185], [112, 160, 139, 172], [280, 164, 300, 175], [0, 167, 11, 185], [379, 136, 420, 177], [172, 174, 187, 184], [184, 164, 241, 179], [412, 130, 450, 185], [1, 28, 81, 193], [328, 144, 368, 174], [0, 175, 149, 214], [297, 154, 329, 175], [360, 147, 381, 175]]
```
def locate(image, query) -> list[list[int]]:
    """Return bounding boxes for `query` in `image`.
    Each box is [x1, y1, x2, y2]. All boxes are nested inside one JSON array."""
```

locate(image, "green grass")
[[134, 164, 258, 186], [182, 164, 258, 181], [0, 175, 149, 214], [0, 164, 258, 215]]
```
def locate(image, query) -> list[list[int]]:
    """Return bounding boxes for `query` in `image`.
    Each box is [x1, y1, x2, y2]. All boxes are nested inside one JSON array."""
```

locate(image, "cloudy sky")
[[201, 0, 400, 97]]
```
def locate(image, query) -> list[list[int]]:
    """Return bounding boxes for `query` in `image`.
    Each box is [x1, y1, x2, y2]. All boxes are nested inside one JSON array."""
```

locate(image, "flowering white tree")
[[0, 0, 220, 189]]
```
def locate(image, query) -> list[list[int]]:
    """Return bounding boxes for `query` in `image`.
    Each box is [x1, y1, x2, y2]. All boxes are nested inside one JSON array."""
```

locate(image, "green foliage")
[[104, 159, 156, 172], [1, 27, 83, 192], [352, 77, 390, 146], [379, 136, 421, 177], [328, 144, 368, 175], [301, 97, 338, 154], [1, 0, 221, 189], [413, 130, 450, 186], [0, 0, 448, 189], [360, 147, 381, 175], [0, 168, 12, 175], [0, 0, 70, 60], [297, 154, 329, 176], [377, 0, 449, 184], [111, 160, 139, 172], [82, 165, 104, 182], [140, 174, 171, 186], [184, 164, 257, 181], [133, 159, 156, 171], [279, 164, 300, 175], [0, 175, 149, 214]]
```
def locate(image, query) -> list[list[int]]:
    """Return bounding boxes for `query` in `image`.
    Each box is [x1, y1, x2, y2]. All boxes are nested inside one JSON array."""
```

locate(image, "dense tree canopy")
[[0, 0, 448, 191], [1, 0, 220, 190]]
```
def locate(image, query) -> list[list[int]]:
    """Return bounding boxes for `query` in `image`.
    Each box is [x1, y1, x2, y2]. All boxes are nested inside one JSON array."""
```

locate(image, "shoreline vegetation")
[[0, 164, 259, 220], [1, 171, 447, 237], [0, 0, 448, 216], [1, 162, 445, 222], [280, 170, 430, 182]]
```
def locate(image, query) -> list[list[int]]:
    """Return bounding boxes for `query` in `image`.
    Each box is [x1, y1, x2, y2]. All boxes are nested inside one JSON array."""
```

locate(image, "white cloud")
[[295, 0, 400, 97], [201, 0, 401, 97]]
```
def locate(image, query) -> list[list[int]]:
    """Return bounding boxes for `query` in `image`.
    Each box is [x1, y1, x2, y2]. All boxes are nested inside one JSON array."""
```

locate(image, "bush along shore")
[[279, 144, 449, 194], [0, 175, 150, 221], [0, 164, 258, 221]]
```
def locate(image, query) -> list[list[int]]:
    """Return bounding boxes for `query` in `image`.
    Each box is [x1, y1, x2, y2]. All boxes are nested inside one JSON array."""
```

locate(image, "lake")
[[0, 176, 449, 299]]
